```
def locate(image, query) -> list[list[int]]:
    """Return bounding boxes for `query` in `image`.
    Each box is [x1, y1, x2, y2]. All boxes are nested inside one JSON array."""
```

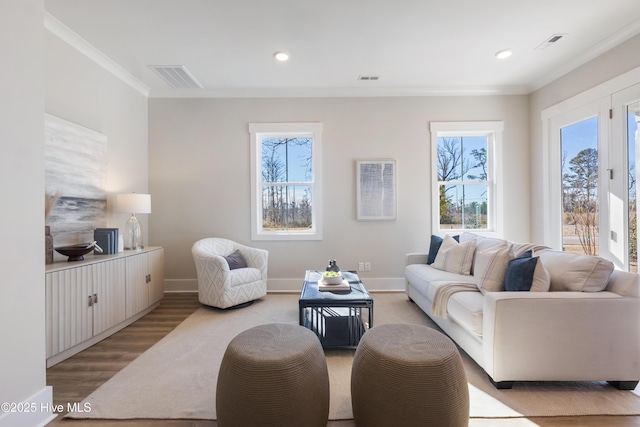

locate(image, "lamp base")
[[123, 214, 143, 250]]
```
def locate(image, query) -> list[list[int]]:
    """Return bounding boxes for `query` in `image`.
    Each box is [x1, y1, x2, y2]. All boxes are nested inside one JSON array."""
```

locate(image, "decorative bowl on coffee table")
[[322, 271, 343, 285]]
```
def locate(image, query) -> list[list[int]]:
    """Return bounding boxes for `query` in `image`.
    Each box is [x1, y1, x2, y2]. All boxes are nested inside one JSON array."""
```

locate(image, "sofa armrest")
[[483, 291, 640, 383], [406, 252, 429, 265]]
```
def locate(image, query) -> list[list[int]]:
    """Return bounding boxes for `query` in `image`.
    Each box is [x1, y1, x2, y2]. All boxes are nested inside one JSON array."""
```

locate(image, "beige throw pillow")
[[530, 260, 551, 292], [431, 234, 476, 276], [537, 250, 614, 292], [474, 242, 513, 294]]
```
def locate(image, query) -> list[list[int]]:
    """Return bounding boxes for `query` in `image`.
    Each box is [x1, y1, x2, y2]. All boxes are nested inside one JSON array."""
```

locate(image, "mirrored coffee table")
[[299, 270, 374, 349]]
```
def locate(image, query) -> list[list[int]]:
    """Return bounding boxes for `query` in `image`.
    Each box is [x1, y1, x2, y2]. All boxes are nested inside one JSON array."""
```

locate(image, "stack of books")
[[318, 278, 351, 292], [94, 228, 119, 254]]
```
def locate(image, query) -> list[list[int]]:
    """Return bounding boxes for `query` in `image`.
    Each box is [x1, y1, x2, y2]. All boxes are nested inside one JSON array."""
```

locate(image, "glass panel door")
[[627, 101, 640, 272], [611, 83, 640, 271], [548, 97, 609, 256], [560, 117, 599, 255]]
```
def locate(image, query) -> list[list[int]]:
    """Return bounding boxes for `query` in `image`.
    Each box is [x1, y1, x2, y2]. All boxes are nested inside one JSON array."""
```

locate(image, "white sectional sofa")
[[405, 232, 640, 389]]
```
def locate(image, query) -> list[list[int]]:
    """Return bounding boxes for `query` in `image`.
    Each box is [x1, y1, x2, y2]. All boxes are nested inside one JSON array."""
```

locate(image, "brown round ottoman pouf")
[[216, 323, 329, 427], [351, 323, 469, 427]]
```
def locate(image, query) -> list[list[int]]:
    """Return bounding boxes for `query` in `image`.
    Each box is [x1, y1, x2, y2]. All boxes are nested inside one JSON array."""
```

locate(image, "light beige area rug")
[[67, 292, 640, 420]]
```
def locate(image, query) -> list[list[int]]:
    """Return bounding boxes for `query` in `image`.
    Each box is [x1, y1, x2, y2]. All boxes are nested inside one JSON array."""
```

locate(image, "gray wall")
[[149, 95, 530, 291]]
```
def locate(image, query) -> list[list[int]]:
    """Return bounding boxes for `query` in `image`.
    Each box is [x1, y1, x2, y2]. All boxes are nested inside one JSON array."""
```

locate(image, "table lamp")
[[116, 193, 151, 250]]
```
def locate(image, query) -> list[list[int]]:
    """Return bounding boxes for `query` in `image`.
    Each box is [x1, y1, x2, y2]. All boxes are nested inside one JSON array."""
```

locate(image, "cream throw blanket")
[[431, 282, 480, 318]]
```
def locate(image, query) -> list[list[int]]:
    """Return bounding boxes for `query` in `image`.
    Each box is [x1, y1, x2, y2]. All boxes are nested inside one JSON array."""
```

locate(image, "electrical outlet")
[[358, 262, 365, 271], [364, 262, 371, 271]]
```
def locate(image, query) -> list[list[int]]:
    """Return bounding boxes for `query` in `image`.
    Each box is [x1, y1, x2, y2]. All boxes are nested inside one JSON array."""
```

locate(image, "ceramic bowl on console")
[[55, 243, 96, 261], [322, 271, 343, 285]]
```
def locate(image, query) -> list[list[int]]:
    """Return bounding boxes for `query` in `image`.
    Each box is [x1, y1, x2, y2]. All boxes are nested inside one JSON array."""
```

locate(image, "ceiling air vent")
[[358, 75, 380, 81], [149, 65, 203, 89], [536, 33, 567, 50]]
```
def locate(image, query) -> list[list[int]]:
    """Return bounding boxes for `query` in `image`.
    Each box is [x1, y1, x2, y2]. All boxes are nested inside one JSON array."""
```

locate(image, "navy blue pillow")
[[504, 250, 538, 291], [224, 250, 247, 270], [427, 234, 460, 265]]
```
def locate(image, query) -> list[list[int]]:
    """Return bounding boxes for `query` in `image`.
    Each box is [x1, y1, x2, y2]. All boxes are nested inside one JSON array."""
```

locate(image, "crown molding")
[[44, 12, 150, 97], [148, 85, 530, 99]]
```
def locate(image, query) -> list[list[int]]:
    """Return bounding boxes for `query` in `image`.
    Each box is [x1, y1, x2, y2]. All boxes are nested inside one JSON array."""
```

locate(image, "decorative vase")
[[45, 226, 53, 264], [326, 259, 340, 273]]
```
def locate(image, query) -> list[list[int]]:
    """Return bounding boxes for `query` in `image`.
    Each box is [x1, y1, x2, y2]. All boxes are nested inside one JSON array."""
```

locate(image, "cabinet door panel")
[[126, 254, 149, 318], [45, 266, 93, 357], [92, 258, 127, 335], [148, 249, 165, 305]]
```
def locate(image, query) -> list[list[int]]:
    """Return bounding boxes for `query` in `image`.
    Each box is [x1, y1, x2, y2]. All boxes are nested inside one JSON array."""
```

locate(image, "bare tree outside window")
[[627, 105, 639, 271], [629, 163, 636, 268], [437, 136, 488, 229], [261, 137, 313, 231], [437, 138, 467, 225], [560, 117, 600, 256], [562, 147, 599, 255]]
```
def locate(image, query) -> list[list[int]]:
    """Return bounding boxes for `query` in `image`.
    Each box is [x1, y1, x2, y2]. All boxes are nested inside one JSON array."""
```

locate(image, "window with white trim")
[[542, 80, 640, 271], [430, 121, 503, 235], [249, 123, 323, 240]]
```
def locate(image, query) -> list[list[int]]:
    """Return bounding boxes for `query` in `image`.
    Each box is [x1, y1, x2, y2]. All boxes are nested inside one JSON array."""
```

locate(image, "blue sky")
[[560, 117, 598, 169], [561, 113, 638, 182]]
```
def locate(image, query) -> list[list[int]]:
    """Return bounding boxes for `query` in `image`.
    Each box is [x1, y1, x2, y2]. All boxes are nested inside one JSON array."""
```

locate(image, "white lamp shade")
[[117, 193, 151, 214]]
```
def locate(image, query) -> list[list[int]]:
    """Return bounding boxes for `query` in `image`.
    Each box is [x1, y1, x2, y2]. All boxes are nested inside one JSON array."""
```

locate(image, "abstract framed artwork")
[[45, 114, 108, 246], [356, 159, 397, 220]]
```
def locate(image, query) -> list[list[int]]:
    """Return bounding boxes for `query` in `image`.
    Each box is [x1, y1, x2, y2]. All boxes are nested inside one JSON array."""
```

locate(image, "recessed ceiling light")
[[495, 49, 512, 59], [274, 51, 289, 61]]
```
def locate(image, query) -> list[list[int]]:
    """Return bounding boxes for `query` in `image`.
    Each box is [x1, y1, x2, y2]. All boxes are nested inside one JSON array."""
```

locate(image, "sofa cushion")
[[474, 242, 513, 294], [228, 267, 262, 287], [537, 250, 614, 292], [447, 290, 484, 336], [406, 274, 482, 336], [431, 235, 476, 275], [427, 234, 459, 265], [504, 250, 550, 292], [405, 264, 475, 301]]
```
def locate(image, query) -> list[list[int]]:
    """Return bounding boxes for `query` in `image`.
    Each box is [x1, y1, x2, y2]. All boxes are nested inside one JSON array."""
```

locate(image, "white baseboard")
[[0, 386, 56, 427], [164, 277, 406, 293]]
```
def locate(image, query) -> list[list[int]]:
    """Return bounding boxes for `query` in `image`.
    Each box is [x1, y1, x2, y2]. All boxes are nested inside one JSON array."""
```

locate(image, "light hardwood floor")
[[46, 292, 640, 427]]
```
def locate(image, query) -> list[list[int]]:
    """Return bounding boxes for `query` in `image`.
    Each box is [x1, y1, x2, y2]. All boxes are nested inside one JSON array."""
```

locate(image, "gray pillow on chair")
[[224, 250, 247, 270]]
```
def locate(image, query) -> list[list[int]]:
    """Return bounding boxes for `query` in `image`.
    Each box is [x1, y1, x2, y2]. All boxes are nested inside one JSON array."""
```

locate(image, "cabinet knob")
[[88, 295, 94, 307]]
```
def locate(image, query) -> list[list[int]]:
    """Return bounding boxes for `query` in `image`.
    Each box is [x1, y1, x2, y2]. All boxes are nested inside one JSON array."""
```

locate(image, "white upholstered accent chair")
[[192, 238, 268, 309]]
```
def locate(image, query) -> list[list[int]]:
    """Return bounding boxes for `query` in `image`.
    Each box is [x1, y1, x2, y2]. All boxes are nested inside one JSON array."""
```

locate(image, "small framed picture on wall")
[[356, 159, 397, 220]]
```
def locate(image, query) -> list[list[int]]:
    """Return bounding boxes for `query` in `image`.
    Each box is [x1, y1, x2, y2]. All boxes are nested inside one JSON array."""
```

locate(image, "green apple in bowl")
[[322, 270, 343, 285]]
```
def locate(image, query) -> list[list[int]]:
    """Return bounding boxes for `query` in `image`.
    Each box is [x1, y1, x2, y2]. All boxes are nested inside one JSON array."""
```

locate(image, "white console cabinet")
[[125, 248, 164, 318], [45, 246, 164, 367]]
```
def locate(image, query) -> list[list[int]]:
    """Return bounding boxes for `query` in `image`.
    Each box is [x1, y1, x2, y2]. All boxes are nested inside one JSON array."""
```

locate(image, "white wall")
[[149, 95, 529, 291], [0, 1, 54, 426], [0, 11, 149, 425], [44, 29, 150, 251], [529, 34, 640, 243]]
